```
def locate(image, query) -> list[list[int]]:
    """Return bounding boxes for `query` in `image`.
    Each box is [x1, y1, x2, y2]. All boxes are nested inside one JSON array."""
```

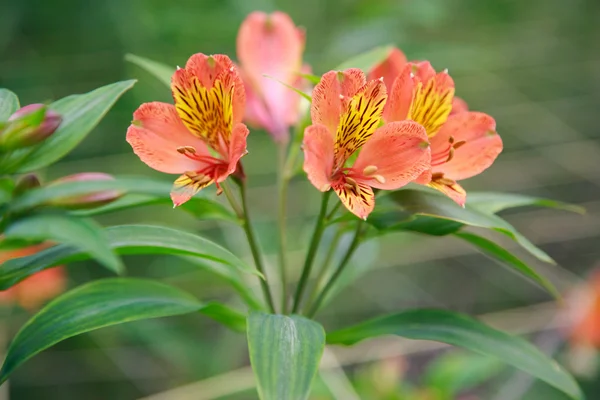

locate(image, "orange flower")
[[0, 244, 66, 310], [567, 270, 600, 348], [127, 54, 248, 206], [303, 69, 430, 219], [237, 11, 307, 142], [383, 61, 502, 206]]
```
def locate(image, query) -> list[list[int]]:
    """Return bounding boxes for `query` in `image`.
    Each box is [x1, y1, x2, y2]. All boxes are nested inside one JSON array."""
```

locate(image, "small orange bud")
[[46, 172, 122, 209], [0, 104, 62, 150]]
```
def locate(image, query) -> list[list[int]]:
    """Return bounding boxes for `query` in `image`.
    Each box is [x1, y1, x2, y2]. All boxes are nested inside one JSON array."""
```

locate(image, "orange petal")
[[451, 96, 469, 115], [352, 121, 430, 190], [414, 168, 432, 185], [303, 124, 334, 191], [183, 53, 245, 124], [433, 112, 502, 181], [222, 123, 249, 181], [334, 78, 387, 167], [383, 64, 414, 122], [407, 68, 455, 137], [411, 61, 436, 82], [428, 179, 467, 207], [237, 12, 304, 139], [311, 69, 366, 135], [126, 102, 212, 174], [171, 172, 215, 207], [368, 47, 407, 92], [16, 267, 66, 310], [333, 179, 375, 220]]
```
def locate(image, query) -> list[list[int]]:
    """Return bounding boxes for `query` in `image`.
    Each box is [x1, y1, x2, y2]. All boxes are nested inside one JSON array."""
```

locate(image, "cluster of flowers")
[[127, 11, 503, 219]]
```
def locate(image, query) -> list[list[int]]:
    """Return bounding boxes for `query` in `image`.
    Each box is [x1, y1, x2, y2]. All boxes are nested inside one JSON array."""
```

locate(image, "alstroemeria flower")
[[237, 11, 307, 142], [127, 53, 248, 207], [384, 61, 502, 206], [0, 244, 66, 310], [303, 69, 431, 220], [367, 47, 407, 91]]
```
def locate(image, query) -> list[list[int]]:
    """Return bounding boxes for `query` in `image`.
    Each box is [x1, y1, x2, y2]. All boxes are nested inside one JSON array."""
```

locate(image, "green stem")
[[276, 140, 290, 313], [306, 221, 364, 318], [225, 180, 276, 313], [306, 226, 345, 307], [292, 191, 331, 314]]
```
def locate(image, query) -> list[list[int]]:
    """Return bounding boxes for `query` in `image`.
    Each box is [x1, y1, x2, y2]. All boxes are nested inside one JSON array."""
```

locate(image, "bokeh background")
[[1, 0, 600, 398]]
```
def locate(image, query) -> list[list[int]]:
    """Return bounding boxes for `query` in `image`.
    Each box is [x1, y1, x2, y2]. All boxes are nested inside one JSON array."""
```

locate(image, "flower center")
[[431, 135, 466, 167]]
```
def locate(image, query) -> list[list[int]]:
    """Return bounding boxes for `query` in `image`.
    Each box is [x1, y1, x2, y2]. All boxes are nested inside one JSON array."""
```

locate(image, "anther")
[[345, 176, 358, 187], [446, 147, 455, 163], [453, 140, 466, 149], [431, 172, 444, 180], [448, 135, 455, 144], [362, 165, 378, 176], [373, 174, 386, 184]]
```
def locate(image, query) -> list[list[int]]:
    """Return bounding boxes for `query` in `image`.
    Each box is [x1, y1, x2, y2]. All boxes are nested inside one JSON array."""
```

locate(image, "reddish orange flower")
[[127, 54, 248, 206], [303, 69, 430, 220], [384, 61, 502, 206], [237, 11, 307, 142], [0, 244, 66, 310], [367, 47, 407, 92]]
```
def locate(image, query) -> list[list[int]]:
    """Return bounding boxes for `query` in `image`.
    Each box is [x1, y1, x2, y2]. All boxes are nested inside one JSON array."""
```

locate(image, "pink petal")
[[333, 180, 375, 220], [222, 123, 249, 181], [311, 69, 366, 135], [303, 124, 334, 191], [411, 61, 436, 82], [237, 12, 304, 139], [368, 47, 407, 92], [383, 63, 414, 122], [126, 102, 211, 174], [451, 96, 469, 115], [433, 112, 503, 180], [352, 121, 430, 190]]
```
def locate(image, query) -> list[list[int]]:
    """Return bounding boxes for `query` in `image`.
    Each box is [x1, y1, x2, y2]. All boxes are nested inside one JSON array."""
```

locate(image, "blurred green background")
[[1, 0, 600, 398]]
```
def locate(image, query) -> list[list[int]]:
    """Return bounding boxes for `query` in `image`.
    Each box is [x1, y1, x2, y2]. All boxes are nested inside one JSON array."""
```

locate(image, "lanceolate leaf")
[[247, 312, 325, 400], [0, 278, 204, 383], [327, 309, 582, 400], [0, 225, 263, 309], [466, 192, 585, 215], [4, 213, 123, 274], [0, 88, 19, 120], [335, 45, 394, 72], [200, 301, 247, 333], [3, 80, 136, 173], [373, 189, 554, 264], [455, 231, 560, 299], [263, 74, 312, 102], [125, 53, 174, 87]]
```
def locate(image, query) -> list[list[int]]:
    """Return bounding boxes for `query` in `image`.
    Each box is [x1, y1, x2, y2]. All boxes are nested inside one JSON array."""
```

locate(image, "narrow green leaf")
[[200, 301, 247, 333], [263, 74, 312, 102], [379, 189, 554, 263], [335, 45, 394, 71], [0, 224, 260, 290], [3, 80, 136, 173], [125, 53, 174, 87], [0, 88, 19, 120], [0, 278, 203, 383], [467, 192, 585, 215], [297, 72, 321, 85], [327, 309, 582, 400], [455, 231, 560, 299], [73, 193, 239, 224], [247, 312, 325, 400], [4, 213, 123, 274]]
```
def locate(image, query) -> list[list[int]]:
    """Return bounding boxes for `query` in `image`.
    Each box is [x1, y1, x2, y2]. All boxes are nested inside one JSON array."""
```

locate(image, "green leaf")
[[0, 88, 19, 120], [424, 351, 503, 396], [263, 74, 312, 102], [335, 45, 394, 72], [247, 312, 325, 400], [200, 301, 247, 333], [3, 80, 135, 173], [455, 231, 560, 299], [125, 53, 174, 87], [0, 224, 259, 287], [297, 72, 321, 85], [467, 192, 585, 215], [73, 193, 239, 224], [4, 213, 123, 274], [0, 278, 203, 383], [327, 309, 582, 400], [376, 189, 554, 263]]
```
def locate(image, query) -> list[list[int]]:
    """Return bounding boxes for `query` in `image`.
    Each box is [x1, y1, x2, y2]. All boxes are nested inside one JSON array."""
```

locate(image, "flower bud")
[[14, 174, 41, 196], [46, 172, 122, 209], [0, 104, 62, 150]]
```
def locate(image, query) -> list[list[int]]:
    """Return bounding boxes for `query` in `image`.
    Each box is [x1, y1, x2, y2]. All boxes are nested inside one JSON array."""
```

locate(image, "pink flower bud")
[[14, 174, 41, 196], [47, 172, 122, 209], [1, 104, 62, 149]]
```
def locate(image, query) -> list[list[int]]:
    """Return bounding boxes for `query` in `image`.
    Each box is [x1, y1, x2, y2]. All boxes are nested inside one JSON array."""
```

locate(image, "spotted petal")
[[383, 64, 414, 123], [170, 172, 215, 207], [333, 180, 375, 220]]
